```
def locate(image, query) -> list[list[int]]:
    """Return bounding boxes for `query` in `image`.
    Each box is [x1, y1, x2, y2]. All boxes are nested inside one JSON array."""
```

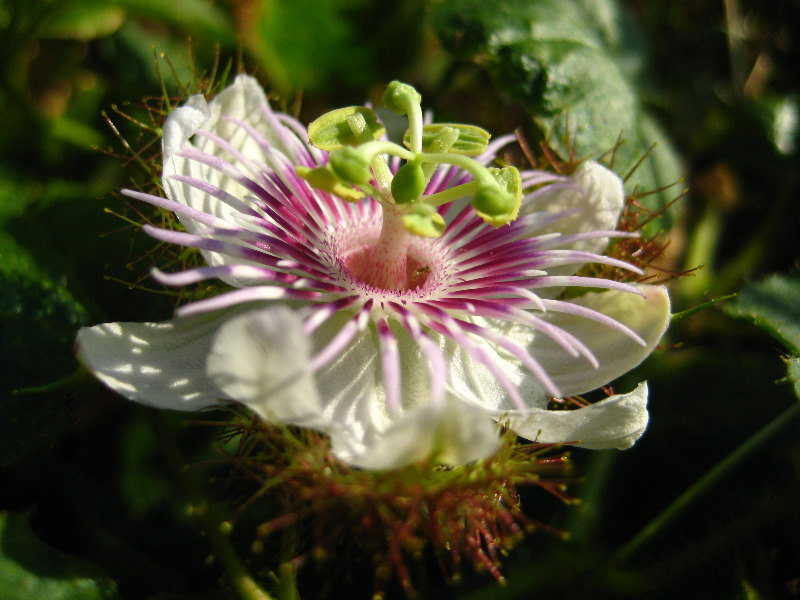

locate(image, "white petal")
[[160, 75, 317, 280], [206, 307, 324, 427], [331, 397, 501, 470], [312, 317, 432, 446], [308, 315, 500, 469], [162, 76, 270, 232], [487, 285, 670, 405], [76, 312, 233, 410], [525, 160, 626, 255], [537, 285, 670, 396], [162, 94, 211, 162], [445, 284, 668, 451], [505, 382, 650, 449]]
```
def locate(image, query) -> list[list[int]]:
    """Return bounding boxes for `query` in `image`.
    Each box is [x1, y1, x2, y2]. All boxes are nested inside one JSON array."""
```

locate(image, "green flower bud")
[[329, 148, 372, 186], [382, 81, 422, 116], [391, 161, 427, 204]]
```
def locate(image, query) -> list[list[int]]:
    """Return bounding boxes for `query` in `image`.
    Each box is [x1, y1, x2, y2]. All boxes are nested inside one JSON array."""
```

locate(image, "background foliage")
[[1, 0, 799, 598]]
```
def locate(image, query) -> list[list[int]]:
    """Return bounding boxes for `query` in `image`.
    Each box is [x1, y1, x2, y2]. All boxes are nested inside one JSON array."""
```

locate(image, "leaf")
[[433, 0, 683, 232], [247, 0, 426, 94], [0, 174, 90, 463], [115, 0, 235, 45], [0, 513, 121, 600], [37, 0, 125, 40], [723, 272, 800, 355], [0, 271, 89, 464], [250, 0, 372, 94]]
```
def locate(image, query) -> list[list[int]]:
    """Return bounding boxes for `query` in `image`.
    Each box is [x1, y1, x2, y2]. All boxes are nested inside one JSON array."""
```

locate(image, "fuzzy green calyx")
[[308, 106, 385, 150]]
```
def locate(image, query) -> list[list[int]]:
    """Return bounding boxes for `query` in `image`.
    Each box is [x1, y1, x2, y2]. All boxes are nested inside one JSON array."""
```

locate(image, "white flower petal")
[[312, 317, 430, 438], [206, 307, 324, 427], [485, 284, 670, 406], [536, 285, 670, 396], [76, 312, 232, 410], [445, 285, 668, 449], [308, 316, 500, 469], [162, 94, 211, 163], [331, 397, 501, 470], [162, 76, 270, 231], [526, 160, 626, 255], [506, 382, 650, 449]]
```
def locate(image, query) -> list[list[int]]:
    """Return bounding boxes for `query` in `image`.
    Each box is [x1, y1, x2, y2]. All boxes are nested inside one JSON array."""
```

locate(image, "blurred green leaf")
[[433, 0, 683, 232], [572, 0, 647, 80], [115, 0, 235, 45], [0, 512, 121, 600], [251, 0, 370, 94], [37, 0, 125, 40], [0, 271, 88, 464], [723, 272, 800, 355], [0, 172, 90, 462], [247, 0, 425, 95]]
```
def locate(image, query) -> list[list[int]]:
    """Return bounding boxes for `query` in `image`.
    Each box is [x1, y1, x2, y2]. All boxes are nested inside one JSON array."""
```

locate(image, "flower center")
[[344, 247, 432, 291], [340, 206, 437, 292], [303, 81, 524, 293]]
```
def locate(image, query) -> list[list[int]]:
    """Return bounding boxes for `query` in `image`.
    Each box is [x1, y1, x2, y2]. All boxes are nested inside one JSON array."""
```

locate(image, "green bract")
[[307, 106, 386, 150], [405, 123, 491, 156]]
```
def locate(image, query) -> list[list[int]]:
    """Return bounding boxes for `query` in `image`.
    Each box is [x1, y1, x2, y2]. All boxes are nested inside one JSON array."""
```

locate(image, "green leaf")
[[115, 0, 235, 45], [37, 0, 125, 40], [0, 271, 88, 464], [0, 513, 121, 600], [0, 173, 90, 463], [251, 0, 370, 93], [723, 272, 800, 355], [433, 0, 683, 232]]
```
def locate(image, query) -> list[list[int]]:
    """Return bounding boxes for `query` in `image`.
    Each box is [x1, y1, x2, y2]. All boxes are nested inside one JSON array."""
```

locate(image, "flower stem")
[[148, 412, 274, 600], [420, 152, 495, 185], [421, 180, 479, 207], [277, 523, 300, 600], [614, 401, 800, 563]]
